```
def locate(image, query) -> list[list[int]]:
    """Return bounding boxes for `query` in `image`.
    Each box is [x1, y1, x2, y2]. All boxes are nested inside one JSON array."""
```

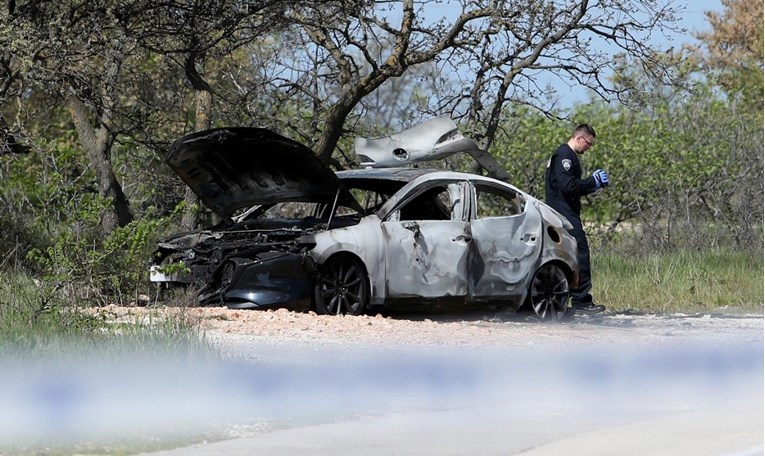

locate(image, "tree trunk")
[[67, 96, 132, 234], [180, 88, 212, 230], [314, 104, 348, 164]]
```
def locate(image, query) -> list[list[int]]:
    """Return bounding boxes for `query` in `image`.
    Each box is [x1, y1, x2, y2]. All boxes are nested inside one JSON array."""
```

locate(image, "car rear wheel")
[[314, 255, 369, 316], [529, 263, 570, 321]]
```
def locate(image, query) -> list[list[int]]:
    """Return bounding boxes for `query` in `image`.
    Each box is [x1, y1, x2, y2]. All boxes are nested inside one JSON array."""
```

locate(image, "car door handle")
[[403, 222, 418, 232], [454, 234, 472, 243]]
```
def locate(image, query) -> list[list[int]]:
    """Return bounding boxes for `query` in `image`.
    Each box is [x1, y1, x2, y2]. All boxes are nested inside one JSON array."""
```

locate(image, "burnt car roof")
[[336, 168, 441, 196], [166, 127, 352, 217], [336, 167, 437, 182]]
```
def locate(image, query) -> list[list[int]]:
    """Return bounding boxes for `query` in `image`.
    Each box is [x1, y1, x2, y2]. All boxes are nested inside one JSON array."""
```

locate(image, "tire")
[[314, 255, 370, 316], [528, 263, 570, 321]]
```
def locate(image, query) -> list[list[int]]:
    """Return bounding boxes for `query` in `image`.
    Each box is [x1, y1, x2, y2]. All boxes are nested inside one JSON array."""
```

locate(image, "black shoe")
[[573, 303, 606, 315]]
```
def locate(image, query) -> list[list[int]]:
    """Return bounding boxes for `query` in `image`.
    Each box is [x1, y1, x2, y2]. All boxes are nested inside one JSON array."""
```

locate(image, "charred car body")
[[150, 118, 578, 319]]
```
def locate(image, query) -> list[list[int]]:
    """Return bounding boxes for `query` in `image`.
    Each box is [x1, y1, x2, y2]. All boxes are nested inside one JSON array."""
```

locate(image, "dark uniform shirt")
[[544, 143, 598, 222]]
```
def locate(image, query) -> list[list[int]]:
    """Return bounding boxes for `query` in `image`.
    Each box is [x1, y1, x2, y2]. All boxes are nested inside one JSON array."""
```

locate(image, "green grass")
[[0, 270, 217, 362], [0, 270, 225, 455], [595, 249, 764, 314]]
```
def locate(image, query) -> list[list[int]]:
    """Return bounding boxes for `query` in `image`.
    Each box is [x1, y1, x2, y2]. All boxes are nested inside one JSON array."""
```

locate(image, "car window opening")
[[399, 185, 454, 221]]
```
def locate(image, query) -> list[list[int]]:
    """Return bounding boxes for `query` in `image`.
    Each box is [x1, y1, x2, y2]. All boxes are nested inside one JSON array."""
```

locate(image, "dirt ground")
[[98, 304, 764, 352]]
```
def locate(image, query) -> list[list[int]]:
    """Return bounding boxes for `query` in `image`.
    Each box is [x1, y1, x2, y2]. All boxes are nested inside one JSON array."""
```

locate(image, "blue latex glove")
[[592, 169, 609, 189]]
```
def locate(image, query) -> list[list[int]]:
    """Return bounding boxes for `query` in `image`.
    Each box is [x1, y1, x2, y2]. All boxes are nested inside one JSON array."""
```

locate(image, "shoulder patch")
[[561, 159, 572, 171]]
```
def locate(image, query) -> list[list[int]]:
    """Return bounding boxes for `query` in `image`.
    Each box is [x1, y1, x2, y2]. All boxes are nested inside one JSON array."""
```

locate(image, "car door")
[[381, 181, 471, 298], [468, 182, 543, 300]]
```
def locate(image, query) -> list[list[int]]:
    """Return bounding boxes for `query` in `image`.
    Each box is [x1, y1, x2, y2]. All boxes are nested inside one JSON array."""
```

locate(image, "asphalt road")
[[2, 312, 761, 455], [132, 313, 763, 456], [138, 403, 762, 456]]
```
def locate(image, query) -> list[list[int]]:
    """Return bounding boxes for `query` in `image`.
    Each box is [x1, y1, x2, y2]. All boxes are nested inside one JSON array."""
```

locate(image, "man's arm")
[[551, 150, 598, 197]]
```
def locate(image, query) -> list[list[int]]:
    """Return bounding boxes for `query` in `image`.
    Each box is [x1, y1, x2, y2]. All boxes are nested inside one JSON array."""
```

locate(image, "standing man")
[[545, 124, 609, 315]]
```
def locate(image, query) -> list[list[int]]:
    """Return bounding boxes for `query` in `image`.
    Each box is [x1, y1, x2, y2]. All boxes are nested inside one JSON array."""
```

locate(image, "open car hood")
[[166, 128, 355, 217]]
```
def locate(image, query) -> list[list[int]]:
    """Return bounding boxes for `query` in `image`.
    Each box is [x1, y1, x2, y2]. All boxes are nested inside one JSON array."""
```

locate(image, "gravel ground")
[[101, 305, 764, 353]]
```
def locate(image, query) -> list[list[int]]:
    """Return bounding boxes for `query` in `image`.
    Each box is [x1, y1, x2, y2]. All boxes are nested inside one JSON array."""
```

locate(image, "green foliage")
[[491, 77, 763, 252], [694, 0, 764, 109], [0, 128, 90, 219], [26, 195, 106, 278], [98, 214, 173, 298], [489, 106, 569, 198], [27, 204, 180, 306], [0, 123, 105, 271], [1, 103, 185, 304]]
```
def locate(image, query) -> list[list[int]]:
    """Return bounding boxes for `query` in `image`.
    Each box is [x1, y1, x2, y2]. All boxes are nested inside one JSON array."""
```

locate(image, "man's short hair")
[[573, 124, 596, 138]]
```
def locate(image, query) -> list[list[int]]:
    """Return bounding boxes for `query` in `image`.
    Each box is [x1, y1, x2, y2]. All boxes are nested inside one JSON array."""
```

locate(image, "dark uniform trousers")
[[558, 208, 592, 306]]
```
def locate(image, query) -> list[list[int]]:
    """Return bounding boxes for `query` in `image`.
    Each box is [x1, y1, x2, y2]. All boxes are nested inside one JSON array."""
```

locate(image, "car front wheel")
[[528, 263, 570, 321], [314, 255, 369, 316]]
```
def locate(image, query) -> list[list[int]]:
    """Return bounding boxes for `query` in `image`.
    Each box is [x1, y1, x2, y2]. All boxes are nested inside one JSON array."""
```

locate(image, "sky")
[[647, 0, 724, 52], [416, 0, 726, 109], [681, 0, 723, 37], [569, 0, 724, 105], [568, 0, 724, 105]]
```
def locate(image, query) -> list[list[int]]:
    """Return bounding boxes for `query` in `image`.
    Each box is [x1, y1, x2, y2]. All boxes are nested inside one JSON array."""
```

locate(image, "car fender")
[[309, 216, 386, 301], [531, 201, 578, 279]]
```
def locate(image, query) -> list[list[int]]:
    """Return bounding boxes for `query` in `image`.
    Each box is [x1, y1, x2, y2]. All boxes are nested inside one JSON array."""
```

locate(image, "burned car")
[[150, 120, 578, 319]]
